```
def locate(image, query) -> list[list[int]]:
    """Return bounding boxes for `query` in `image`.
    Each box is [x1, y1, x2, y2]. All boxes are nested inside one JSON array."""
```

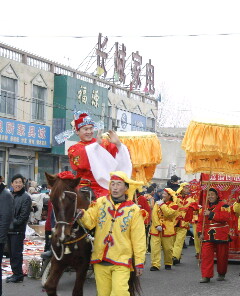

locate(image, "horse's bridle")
[[53, 191, 78, 226], [51, 190, 94, 261]]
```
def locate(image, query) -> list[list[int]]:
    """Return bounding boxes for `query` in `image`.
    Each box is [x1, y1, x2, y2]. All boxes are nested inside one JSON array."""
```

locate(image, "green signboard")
[[52, 75, 109, 155]]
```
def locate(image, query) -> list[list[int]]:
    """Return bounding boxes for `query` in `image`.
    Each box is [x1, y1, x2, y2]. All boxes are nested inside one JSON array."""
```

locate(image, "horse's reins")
[[52, 191, 94, 261]]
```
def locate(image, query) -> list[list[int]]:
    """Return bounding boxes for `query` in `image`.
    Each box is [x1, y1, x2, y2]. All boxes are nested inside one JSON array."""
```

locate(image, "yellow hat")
[[109, 171, 144, 200], [176, 182, 189, 195], [164, 188, 177, 202]]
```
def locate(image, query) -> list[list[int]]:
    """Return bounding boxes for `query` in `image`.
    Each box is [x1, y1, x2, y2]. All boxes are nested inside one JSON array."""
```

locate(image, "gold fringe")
[[182, 121, 240, 160], [103, 131, 162, 184]]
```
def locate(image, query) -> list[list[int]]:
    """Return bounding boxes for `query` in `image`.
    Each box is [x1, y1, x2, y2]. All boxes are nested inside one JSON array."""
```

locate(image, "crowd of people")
[[1, 111, 240, 296]]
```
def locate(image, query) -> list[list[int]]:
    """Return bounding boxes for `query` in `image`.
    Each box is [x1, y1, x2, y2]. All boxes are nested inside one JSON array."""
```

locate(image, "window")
[[0, 76, 16, 116], [32, 85, 46, 121], [147, 117, 155, 132]]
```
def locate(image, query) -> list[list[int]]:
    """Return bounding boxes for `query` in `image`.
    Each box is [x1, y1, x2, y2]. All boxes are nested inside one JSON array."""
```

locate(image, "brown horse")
[[44, 172, 93, 296]]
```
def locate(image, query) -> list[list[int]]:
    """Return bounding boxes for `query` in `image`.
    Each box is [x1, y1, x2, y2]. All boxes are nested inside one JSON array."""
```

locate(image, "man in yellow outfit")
[[172, 182, 195, 264], [78, 171, 146, 296], [150, 188, 179, 271]]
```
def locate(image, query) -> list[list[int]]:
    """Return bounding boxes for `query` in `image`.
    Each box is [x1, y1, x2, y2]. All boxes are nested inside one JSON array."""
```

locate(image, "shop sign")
[[116, 109, 131, 132], [0, 118, 50, 148], [131, 113, 146, 131], [201, 173, 240, 183]]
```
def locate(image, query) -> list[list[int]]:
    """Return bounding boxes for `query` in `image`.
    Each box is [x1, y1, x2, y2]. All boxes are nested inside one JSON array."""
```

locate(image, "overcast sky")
[[1, 0, 240, 126]]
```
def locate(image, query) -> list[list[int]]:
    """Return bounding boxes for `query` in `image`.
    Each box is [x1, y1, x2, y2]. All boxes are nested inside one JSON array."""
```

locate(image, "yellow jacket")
[[175, 195, 196, 229], [232, 202, 240, 230], [78, 195, 146, 268], [150, 201, 179, 237]]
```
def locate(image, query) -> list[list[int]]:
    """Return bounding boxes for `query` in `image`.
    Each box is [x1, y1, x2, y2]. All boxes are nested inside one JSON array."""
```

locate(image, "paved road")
[[2, 245, 240, 296]]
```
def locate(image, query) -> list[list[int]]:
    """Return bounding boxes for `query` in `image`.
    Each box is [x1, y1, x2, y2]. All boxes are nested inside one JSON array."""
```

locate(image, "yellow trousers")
[[172, 227, 187, 260], [192, 223, 200, 254], [150, 235, 174, 268], [94, 263, 131, 296]]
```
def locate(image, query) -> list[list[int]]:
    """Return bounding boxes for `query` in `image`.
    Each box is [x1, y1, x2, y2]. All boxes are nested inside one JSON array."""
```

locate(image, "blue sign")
[[0, 118, 50, 148], [131, 114, 146, 131]]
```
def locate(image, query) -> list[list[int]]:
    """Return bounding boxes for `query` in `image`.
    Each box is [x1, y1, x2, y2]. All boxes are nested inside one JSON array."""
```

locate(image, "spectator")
[[167, 175, 181, 192], [28, 186, 45, 224], [0, 175, 6, 187], [0, 177, 13, 295], [154, 189, 163, 203], [6, 174, 32, 283], [144, 186, 155, 209]]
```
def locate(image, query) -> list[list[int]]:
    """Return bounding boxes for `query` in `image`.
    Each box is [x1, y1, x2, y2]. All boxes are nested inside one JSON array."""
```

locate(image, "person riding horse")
[[68, 112, 132, 198]]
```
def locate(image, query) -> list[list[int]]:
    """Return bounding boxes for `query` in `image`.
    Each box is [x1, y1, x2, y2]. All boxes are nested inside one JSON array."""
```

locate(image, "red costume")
[[137, 194, 151, 225], [68, 138, 118, 198], [197, 200, 230, 278]]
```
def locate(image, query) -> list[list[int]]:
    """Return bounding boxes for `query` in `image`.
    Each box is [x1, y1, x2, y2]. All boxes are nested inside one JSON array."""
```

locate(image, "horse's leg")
[[44, 258, 65, 296], [72, 260, 90, 296]]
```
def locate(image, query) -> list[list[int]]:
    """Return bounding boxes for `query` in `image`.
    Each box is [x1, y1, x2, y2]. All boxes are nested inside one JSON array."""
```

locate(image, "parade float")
[[104, 131, 162, 185], [182, 120, 240, 261]]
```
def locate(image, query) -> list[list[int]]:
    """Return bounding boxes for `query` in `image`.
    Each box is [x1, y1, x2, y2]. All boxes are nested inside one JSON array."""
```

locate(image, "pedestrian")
[[150, 188, 179, 271], [68, 111, 132, 198], [0, 177, 13, 295], [6, 174, 32, 283], [167, 175, 181, 191], [0, 175, 6, 187], [172, 182, 195, 265], [77, 171, 146, 296], [197, 188, 231, 283], [154, 188, 163, 203], [144, 186, 155, 209]]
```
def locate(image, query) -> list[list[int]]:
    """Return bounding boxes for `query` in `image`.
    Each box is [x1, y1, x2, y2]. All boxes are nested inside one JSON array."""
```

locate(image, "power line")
[[1, 33, 240, 38]]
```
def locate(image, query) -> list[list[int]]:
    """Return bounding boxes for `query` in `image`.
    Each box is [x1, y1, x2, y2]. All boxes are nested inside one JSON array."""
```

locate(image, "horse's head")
[[45, 172, 81, 244]]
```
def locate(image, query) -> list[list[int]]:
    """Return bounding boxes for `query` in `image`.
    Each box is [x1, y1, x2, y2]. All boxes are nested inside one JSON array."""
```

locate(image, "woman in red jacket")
[[197, 188, 231, 283]]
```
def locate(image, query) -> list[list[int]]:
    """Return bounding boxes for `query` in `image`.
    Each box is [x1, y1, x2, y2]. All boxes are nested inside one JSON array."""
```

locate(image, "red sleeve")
[[138, 196, 151, 215], [101, 139, 118, 157]]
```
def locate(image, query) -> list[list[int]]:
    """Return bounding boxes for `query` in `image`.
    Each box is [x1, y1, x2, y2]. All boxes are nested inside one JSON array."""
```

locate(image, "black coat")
[[8, 187, 32, 233], [0, 183, 13, 243]]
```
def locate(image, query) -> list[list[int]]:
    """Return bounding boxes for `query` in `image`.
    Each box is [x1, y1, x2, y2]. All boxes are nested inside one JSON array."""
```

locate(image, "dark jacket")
[[0, 183, 13, 243], [8, 187, 32, 233], [167, 183, 180, 192]]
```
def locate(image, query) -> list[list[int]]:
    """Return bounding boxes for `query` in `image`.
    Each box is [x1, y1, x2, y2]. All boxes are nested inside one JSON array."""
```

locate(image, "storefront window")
[[38, 154, 58, 186], [60, 156, 72, 173]]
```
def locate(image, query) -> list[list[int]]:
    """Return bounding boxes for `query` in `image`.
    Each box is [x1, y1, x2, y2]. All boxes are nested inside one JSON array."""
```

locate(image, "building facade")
[[0, 48, 54, 185], [0, 42, 157, 186]]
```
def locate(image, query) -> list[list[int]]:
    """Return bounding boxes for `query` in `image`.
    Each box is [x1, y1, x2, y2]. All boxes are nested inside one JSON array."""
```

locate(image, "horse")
[[44, 172, 94, 296]]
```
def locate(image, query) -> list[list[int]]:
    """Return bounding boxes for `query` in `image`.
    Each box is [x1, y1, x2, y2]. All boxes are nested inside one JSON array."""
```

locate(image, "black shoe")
[[173, 257, 180, 265], [216, 274, 225, 281], [6, 275, 24, 283], [150, 266, 159, 271], [165, 265, 171, 270], [183, 241, 188, 249], [200, 277, 210, 283]]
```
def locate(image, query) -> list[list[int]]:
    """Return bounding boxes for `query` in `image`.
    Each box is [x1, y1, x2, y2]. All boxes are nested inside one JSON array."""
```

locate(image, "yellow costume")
[[233, 201, 240, 230], [173, 183, 195, 261], [150, 189, 178, 269], [78, 171, 146, 296]]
